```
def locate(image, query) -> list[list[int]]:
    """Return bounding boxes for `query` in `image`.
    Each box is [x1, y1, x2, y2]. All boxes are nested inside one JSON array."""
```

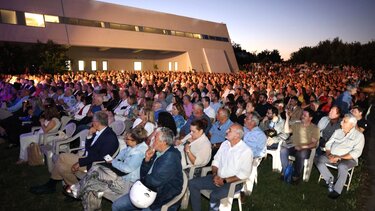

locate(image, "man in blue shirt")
[[243, 112, 267, 158], [210, 108, 233, 148]]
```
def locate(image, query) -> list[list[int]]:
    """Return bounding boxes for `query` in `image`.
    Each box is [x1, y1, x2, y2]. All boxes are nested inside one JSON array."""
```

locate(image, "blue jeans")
[[112, 193, 156, 211], [188, 175, 242, 211], [280, 146, 311, 178]]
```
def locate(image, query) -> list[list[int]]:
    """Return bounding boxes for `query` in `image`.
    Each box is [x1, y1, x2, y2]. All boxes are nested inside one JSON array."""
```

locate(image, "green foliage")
[[0, 40, 70, 74], [290, 37, 375, 70], [232, 42, 282, 70]]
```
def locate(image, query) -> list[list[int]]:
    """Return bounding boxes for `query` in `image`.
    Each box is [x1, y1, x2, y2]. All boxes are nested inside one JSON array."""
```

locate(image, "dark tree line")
[[232, 42, 282, 70], [289, 37, 375, 70], [0, 40, 69, 74]]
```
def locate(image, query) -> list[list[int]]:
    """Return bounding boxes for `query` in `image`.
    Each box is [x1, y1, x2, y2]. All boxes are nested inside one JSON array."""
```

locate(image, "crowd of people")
[[0, 63, 373, 210]]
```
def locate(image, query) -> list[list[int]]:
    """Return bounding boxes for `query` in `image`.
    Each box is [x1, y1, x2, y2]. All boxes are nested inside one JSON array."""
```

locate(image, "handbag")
[[27, 143, 44, 166]]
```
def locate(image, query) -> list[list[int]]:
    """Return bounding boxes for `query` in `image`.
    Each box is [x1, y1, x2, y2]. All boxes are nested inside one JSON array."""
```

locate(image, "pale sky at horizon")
[[98, 0, 375, 60]]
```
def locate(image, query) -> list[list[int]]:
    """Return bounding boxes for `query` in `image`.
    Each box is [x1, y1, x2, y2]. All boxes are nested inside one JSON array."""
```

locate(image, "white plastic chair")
[[200, 166, 246, 211], [109, 120, 126, 136], [40, 123, 77, 172], [318, 163, 355, 191], [161, 170, 188, 211], [243, 157, 263, 195], [180, 165, 201, 209], [266, 141, 283, 172], [288, 148, 316, 182]]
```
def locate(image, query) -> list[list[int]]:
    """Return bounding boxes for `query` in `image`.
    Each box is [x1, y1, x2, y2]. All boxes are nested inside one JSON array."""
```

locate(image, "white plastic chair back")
[[60, 116, 72, 130], [110, 120, 126, 136], [64, 123, 76, 138], [161, 170, 188, 211]]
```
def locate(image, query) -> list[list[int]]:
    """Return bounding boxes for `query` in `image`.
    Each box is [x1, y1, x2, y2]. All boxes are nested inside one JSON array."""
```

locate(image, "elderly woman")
[[69, 127, 149, 211], [17, 104, 61, 164], [177, 119, 211, 169]]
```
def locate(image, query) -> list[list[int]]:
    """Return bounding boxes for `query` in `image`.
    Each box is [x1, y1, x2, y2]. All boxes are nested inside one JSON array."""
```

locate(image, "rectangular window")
[[174, 62, 178, 71], [25, 12, 45, 27], [102, 61, 108, 71], [66, 60, 72, 71], [78, 60, 85, 71], [44, 15, 59, 23], [175, 31, 185, 37], [143, 27, 164, 34], [168, 62, 172, 71], [193, 33, 202, 39], [91, 61, 97, 71], [134, 62, 142, 71], [185, 33, 193, 38], [0, 9, 17, 24]]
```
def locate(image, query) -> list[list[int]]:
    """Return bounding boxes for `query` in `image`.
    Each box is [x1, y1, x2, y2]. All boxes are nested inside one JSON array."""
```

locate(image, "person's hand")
[[213, 175, 224, 187], [295, 146, 301, 151], [266, 137, 274, 146], [184, 144, 191, 153], [39, 118, 45, 124], [328, 154, 340, 163], [175, 139, 182, 146], [71, 162, 80, 173], [285, 109, 290, 119], [88, 127, 96, 136], [145, 147, 156, 162]]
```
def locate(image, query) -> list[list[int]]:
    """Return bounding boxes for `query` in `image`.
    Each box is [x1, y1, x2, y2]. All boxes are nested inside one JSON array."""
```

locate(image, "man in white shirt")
[[189, 123, 253, 211], [113, 89, 129, 117], [315, 114, 365, 199], [202, 96, 216, 123]]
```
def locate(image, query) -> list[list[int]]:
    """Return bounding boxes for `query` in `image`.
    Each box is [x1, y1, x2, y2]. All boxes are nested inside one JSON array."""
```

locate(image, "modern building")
[[0, 0, 238, 73]]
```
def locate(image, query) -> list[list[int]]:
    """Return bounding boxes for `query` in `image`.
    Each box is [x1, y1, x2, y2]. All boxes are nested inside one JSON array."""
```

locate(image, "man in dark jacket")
[[112, 127, 183, 211], [30, 111, 119, 194]]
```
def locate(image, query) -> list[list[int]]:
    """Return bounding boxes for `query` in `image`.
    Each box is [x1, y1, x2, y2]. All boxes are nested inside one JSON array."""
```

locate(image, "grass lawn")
[[0, 144, 362, 211]]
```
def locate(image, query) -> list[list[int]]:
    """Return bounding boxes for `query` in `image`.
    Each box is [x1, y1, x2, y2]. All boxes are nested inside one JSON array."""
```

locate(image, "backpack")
[[284, 163, 294, 184]]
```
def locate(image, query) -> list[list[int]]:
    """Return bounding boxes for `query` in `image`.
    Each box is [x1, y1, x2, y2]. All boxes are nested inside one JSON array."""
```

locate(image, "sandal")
[[62, 185, 79, 199]]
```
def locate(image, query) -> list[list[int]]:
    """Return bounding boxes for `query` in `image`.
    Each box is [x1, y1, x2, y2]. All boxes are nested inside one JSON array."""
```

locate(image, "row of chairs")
[[266, 141, 355, 190]]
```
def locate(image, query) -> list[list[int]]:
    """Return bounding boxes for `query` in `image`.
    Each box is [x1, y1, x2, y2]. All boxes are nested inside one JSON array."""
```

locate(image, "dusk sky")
[[99, 0, 375, 60]]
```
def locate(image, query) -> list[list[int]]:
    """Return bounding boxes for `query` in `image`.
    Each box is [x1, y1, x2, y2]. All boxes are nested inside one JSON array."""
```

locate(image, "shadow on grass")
[[0, 144, 362, 211]]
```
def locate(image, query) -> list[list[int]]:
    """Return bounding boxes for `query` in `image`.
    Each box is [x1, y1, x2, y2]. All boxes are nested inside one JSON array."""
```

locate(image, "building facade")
[[0, 0, 238, 73]]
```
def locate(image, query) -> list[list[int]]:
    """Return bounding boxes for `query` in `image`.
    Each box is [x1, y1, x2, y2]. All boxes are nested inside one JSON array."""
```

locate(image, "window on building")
[[44, 15, 59, 23], [102, 61, 108, 71], [78, 60, 85, 71], [25, 12, 45, 27], [0, 9, 17, 24], [91, 61, 97, 71], [175, 31, 185, 37], [168, 62, 172, 71], [193, 33, 202, 39], [134, 62, 142, 71], [66, 60, 72, 71], [185, 33, 193, 38], [174, 62, 178, 71]]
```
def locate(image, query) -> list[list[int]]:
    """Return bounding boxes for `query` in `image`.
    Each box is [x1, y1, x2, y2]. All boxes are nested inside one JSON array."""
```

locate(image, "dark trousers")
[[281, 146, 311, 177]]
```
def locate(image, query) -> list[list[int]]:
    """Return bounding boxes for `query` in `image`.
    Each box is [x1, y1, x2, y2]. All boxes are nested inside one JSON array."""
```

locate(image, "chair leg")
[[346, 168, 355, 191]]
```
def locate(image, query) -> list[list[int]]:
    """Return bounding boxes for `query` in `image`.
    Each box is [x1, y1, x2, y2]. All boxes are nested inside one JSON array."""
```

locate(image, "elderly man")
[[188, 124, 253, 211], [314, 114, 365, 199], [112, 127, 183, 211], [243, 112, 267, 158], [30, 111, 119, 194], [209, 108, 233, 147], [281, 108, 320, 182], [179, 102, 212, 138]]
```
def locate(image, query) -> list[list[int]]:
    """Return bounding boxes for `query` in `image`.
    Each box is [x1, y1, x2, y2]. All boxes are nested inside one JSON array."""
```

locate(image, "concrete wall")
[[0, 0, 239, 73]]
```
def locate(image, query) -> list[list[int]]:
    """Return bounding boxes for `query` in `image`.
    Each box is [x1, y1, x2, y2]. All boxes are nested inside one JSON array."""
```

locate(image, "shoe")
[[328, 190, 340, 199], [29, 184, 56, 195], [62, 185, 79, 200], [15, 159, 27, 165], [7, 143, 19, 149], [291, 177, 300, 185]]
